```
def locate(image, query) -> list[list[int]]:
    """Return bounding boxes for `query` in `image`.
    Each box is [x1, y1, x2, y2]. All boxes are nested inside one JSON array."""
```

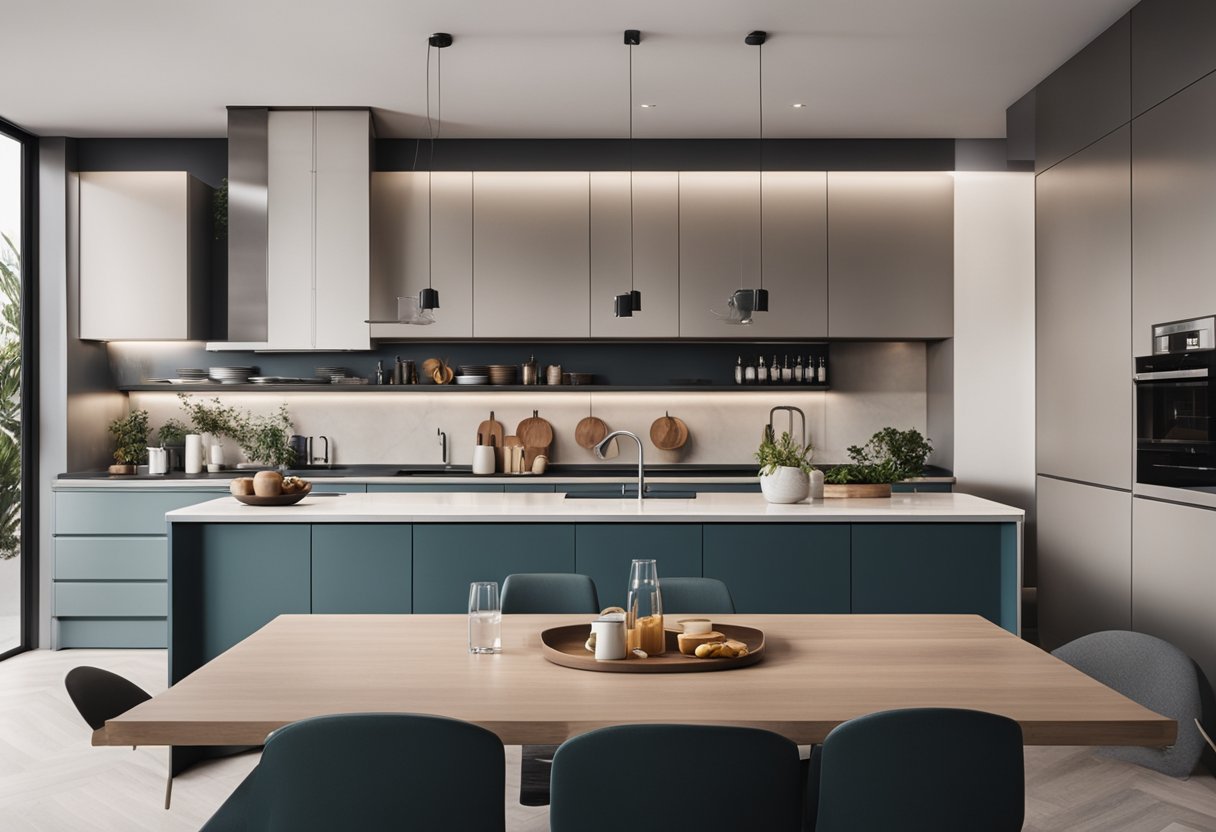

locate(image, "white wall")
[[952, 171, 1036, 571]]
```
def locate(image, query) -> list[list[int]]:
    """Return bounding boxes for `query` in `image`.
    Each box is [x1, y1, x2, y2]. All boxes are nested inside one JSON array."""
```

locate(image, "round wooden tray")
[[232, 486, 312, 506], [540, 623, 765, 673]]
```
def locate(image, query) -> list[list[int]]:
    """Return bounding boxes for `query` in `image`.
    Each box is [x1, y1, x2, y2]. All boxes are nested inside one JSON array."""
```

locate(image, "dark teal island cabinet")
[[166, 491, 1023, 685]]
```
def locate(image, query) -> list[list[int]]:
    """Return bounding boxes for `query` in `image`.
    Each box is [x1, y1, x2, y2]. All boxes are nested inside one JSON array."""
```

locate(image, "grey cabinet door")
[[312, 524, 412, 614], [574, 524, 702, 610], [1132, 496, 1216, 692], [1036, 127, 1132, 488], [1036, 14, 1130, 172], [826, 172, 953, 339], [1132, 71, 1216, 357], [679, 172, 827, 338], [702, 524, 850, 614], [1132, 0, 1216, 117], [472, 172, 590, 338], [1036, 476, 1131, 651], [370, 172, 473, 339], [590, 172, 680, 338]]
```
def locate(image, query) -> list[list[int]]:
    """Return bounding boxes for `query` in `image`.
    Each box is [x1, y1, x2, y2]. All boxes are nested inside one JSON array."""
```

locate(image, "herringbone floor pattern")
[[0, 649, 1214, 831]]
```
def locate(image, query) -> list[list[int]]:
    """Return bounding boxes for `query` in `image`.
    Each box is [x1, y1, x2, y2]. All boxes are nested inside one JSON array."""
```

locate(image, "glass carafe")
[[626, 559, 665, 655]]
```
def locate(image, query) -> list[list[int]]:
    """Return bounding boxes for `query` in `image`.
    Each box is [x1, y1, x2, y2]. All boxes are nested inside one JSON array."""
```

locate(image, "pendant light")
[[747, 30, 769, 313], [614, 29, 643, 318], [419, 32, 452, 312]]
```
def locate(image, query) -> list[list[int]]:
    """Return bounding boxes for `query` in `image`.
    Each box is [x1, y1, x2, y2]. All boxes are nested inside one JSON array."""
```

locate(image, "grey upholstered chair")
[[658, 576, 736, 614], [808, 708, 1025, 832], [1052, 630, 1205, 777], [500, 572, 600, 614], [201, 713, 506, 832], [551, 724, 802, 832]]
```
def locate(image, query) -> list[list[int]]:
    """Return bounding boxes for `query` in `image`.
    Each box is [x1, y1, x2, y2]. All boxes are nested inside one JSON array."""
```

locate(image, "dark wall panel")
[[1131, 0, 1216, 116], [73, 139, 227, 187]]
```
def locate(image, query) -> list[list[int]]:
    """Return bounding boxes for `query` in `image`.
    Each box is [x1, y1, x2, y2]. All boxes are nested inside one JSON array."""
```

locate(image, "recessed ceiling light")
[[791, 103, 807, 109], [639, 103, 657, 108]]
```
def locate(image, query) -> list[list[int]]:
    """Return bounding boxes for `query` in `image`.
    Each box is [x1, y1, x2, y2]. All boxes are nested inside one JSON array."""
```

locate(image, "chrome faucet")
[[596, 430, 644, 501], [437, 428, 449, 466]]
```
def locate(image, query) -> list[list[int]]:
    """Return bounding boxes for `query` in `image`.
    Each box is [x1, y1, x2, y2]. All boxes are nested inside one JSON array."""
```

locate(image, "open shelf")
[[120, 383, 832, 393]]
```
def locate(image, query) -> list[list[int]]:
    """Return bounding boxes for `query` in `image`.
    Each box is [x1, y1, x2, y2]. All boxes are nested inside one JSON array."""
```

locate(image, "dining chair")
[[551, 723, 802, 831], [500, 572, 600, 614], [500, 571, 601, 806], [1052, 630, 1204, 777], [659, 576, 736, 614], [807, 707, 1024, 832], [200, 713, 505, 832]]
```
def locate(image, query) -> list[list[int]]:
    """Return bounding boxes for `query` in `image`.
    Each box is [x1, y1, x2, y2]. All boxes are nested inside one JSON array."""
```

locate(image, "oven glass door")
[[1136, 373, 1215, 485]]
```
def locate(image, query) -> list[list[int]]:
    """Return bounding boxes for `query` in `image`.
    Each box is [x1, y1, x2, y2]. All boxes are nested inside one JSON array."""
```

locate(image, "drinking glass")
[[468, 581, 502, 654], [626, 559, 665, 655]]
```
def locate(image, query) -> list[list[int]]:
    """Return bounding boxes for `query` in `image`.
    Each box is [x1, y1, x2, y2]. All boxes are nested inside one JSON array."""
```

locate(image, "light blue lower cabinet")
[[702, 524, 852, 614], [412, 524, 577, 613], [55, 537, 168, 580], [169, 523, 311, 679], [312, 525, 412, 614], [55, 581, 167, 617], [851, 523, 1013, 629], [574, 524, 703, 609], [368, 484, 505, 493], [57, 618, 167, 649]]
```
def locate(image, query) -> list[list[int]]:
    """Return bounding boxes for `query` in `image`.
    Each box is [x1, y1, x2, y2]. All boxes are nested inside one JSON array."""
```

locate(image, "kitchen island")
[[166, 491, 1023, 684]]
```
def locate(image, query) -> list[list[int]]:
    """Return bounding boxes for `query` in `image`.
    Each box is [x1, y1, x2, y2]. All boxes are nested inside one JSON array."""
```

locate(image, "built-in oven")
[[1135, 316, 1216, 487]]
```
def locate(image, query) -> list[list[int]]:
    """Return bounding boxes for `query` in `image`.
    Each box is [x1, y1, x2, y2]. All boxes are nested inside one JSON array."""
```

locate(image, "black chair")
[[807, 707, 1024, 832], [659, 576, 736, 614], [201, 713, 505, 832], [499, 572, 601, 806], [551, 724, 803, 832], [64, 666, 172, 806]]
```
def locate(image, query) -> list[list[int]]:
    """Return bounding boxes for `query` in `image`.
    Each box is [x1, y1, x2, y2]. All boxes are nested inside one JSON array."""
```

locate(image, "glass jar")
[[626, 559, 665, 655]]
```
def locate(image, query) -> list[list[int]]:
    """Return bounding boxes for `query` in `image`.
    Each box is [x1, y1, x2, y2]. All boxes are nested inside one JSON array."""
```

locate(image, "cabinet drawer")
[[55, 581, 167, 617], [57, 618, 166, 649], [55, 537, 167, 580], [55, 491, 221, 535]]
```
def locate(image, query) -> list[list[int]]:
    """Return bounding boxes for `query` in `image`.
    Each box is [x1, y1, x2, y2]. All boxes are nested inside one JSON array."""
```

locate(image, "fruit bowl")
[[233, 484, 313, 506]]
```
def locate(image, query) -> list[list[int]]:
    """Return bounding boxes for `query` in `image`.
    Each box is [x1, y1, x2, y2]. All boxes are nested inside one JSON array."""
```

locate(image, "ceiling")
[[4, 0, 1137, 139]]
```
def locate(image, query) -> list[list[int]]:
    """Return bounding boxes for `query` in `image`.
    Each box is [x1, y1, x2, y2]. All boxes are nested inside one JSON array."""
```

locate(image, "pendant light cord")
[[424, 41, 443, 292], [628, 39, 635, 293], [757, 38, 764, 292]]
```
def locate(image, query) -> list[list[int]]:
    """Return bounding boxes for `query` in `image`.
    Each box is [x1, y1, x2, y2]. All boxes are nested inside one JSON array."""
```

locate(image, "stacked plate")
[[167, 368, 208, 385], [488, 365, 518, 386], [315, 366, 348, 383], [209, 366, 256, 384], [459, 364, 489, 377], [456, 375, 488, 385]]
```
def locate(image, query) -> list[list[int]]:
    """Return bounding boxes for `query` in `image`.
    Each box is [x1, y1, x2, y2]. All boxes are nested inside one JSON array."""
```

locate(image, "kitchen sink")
[[564, 490, 697, 500]]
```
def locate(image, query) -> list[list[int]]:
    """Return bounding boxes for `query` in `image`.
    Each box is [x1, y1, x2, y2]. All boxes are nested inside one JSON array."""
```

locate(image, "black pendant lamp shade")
[[420, 33, 452, 315], [614, 29, 643, 318], [752, 288, 769, 311]]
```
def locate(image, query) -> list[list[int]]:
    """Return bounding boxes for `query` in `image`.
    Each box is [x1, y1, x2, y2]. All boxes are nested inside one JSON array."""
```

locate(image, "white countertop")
[[166, 491, 1023, 524]]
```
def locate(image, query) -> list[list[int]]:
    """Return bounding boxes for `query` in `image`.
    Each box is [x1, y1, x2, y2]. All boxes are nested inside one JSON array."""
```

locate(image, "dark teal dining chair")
[[551, 724, 803, 832], [807, 708, 1024, 832], [499, 572, 600, 806], [659, 576, 736, 614], [500, 572, 600, 614], [200, 713, 505, 832]]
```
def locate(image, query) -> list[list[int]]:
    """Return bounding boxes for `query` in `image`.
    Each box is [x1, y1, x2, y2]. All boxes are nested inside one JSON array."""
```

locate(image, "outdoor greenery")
[[108, 409, 150, 466], [755, 431, 814, 476], [824, 427, 933, 485], [0, 234, 20, 559], [213, 178, 228, 240], [177, 394, 296, 468]]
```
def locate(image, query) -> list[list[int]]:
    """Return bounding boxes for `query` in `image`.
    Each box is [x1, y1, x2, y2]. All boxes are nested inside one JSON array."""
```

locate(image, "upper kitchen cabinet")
[[1036, 127, 1131, 489], [1035, 14, 1130, 172], [826, 172, 953, 339], [472, 172, 590, 338], [79, 172, 211, 340], [212, 109, 370, 351], [589, 172, 679, 338], [1132, 70, 1216, 357], [679, 172, 827, 339], [1132, 0, 1216, 117], [369, 172, 473, 339]]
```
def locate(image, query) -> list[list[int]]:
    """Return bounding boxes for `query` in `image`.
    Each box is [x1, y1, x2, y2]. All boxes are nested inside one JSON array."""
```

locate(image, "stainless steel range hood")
[[225, 107, 269, 342]]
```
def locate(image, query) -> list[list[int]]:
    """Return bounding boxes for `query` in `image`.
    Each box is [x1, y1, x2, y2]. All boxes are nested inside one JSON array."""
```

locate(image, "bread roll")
[[678, 631, 727, 656], [229, 477, 255, 496], [252, 470, 283, 497]]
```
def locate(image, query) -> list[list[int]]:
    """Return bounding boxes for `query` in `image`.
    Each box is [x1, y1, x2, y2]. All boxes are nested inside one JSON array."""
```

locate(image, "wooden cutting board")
[[477, 411, 505, 468], [574, 416, 609, 449], [516, 410, 554, 448], [650, 413, 689, 450]]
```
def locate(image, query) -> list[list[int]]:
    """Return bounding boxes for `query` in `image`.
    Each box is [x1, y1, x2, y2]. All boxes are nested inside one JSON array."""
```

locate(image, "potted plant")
[[157, 417, 189, 471], [107, 410, 149, 475], [235, 404, 296, 469], [756, 431, 816, 504], [823, 427, 933, 498]]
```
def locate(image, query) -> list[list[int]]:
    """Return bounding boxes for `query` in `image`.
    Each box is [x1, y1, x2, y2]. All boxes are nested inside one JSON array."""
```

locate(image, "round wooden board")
[[232, 485, 312, 506], [516, 411, 555, 447], [649, 415, 689, 450], [540, 623, 765, 673], [574, 416, 609, 449]]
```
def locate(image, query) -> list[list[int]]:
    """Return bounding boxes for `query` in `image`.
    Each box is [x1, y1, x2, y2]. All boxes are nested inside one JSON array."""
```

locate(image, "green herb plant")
[[157, 418, 189, 447], [824, 426, 933, 485], [108, 410, 150, 466], [756, 431, 814, 476], [177, 395, 296, 468]]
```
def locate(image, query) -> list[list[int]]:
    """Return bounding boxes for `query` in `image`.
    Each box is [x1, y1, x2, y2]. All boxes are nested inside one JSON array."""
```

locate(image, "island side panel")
[[702, 524, 852, 613], [312, 524, 412, 614], [574, 524, 703, 609]]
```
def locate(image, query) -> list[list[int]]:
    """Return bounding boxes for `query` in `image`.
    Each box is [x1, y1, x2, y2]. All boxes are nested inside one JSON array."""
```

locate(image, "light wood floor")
[[2, 649, 1216, 831]]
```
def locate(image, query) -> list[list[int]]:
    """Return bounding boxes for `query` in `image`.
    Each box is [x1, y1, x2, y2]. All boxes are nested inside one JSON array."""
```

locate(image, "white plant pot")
[[759, 466, 810, 504]]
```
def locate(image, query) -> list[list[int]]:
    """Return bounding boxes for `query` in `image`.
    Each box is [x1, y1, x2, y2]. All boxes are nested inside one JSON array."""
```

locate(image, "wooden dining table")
[[95, 613, 1176, 750]]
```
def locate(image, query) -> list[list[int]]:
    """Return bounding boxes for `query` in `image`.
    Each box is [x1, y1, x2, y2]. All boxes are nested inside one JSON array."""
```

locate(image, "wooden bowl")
[[233, 484, 313, 506]]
